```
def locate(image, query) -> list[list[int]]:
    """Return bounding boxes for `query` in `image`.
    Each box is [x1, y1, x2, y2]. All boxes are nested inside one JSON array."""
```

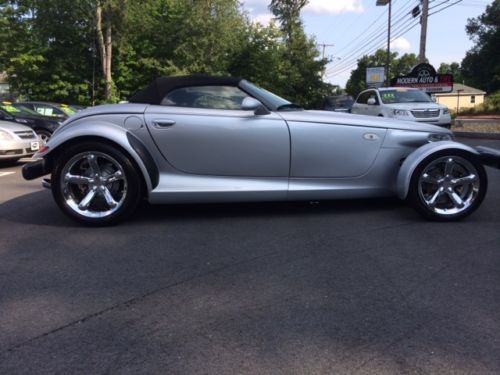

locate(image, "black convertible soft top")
[[129, 74, 242, 105]]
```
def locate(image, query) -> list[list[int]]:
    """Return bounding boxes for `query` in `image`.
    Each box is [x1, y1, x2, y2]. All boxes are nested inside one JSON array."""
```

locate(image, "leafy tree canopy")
[[461, 0, 500, 93], [0, 0, 331, 108]]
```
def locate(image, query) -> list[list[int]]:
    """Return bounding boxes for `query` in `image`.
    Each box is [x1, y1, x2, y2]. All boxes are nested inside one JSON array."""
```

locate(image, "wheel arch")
[[396, 141, 481, 200], [42, 123, 158, 194]]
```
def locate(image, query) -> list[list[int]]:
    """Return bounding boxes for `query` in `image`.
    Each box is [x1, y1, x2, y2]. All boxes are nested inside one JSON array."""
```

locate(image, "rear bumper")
[[22, 158, 50, 180], [476, 146, 500, 169]]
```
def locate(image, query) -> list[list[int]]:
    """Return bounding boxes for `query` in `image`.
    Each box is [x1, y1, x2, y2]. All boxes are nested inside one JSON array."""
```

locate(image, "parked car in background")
[[0, 120, 39, 163], [323, 95, 354, 113], [22, 75, 500, 225], [351, 87, 451, 128], [0, 102, 61, 144], [17, 101, 78, 120]]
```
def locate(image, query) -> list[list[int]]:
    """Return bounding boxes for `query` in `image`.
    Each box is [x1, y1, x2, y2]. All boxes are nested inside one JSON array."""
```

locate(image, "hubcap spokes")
[[418, 156, 480, 216], [61, 152, 127, 218]]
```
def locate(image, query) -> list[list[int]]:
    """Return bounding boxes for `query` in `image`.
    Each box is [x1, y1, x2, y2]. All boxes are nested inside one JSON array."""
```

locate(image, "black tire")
[[408, 149, 487, 221], [51, 142, 143, 226], [35, 129, 52, 144]]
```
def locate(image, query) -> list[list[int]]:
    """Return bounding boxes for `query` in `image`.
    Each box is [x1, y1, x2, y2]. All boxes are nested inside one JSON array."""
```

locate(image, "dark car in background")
[[0, 102, 61, 143], [323, 95, 354, 113], [17, 101, 78, 120]]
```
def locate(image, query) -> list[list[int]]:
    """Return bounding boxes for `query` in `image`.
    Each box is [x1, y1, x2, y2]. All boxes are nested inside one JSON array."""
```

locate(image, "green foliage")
[[266, 0, 330, 108], [0, 0, 96, 103], [437, 62, 464, 84], [0, 0, 329, 107], [345, 49, 419, 98], [461, 0, 500, 93]]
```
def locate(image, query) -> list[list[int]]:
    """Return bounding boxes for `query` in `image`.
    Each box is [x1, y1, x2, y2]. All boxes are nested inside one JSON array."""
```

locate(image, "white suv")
[[351, 87, 451, 128]]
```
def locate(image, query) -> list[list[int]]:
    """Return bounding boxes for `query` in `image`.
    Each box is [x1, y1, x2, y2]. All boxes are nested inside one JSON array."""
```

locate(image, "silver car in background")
[[22, 75, 500, 225], [0, 120, 39, 162]]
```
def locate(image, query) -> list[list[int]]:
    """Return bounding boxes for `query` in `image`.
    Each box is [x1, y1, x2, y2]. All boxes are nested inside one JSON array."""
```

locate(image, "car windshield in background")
[[59, 105, 77, 115], [1, 103, 39, 116], [380, 89, 432, 104], [240, 80, 301, 111]]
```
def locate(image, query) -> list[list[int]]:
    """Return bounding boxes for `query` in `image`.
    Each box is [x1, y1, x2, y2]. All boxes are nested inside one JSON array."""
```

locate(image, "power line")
[[326, 0, 465, 80], [326, 0, 419, 74], [429, 0, 464, 16], [326, 15, 417, 75], [334, 0, 416, 60], [327, 18, 421, 77]]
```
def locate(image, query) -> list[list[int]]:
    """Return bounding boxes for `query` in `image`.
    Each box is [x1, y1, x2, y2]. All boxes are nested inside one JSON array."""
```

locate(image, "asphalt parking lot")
[[0, 137, 499, 374]]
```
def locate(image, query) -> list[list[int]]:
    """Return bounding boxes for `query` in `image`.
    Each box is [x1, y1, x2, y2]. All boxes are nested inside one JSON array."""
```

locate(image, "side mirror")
[[367, 97, 377, 105], [242, 96, 270, 115]]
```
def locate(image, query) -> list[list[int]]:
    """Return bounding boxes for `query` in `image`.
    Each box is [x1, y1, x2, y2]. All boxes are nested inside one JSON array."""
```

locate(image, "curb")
[[453, 131, 500, 140]]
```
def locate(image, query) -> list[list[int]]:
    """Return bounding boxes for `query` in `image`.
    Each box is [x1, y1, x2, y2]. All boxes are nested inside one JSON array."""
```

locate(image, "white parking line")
[[0, 171, 15, 177]]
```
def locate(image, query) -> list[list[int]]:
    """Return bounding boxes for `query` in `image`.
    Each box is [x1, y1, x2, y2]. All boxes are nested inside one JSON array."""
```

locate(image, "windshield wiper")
[[277, 103, 303, 111]]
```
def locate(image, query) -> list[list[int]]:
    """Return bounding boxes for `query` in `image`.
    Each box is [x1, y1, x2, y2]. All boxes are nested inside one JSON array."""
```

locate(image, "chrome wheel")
[[418, 156, 480, 216], [60, 151, 128, 218]]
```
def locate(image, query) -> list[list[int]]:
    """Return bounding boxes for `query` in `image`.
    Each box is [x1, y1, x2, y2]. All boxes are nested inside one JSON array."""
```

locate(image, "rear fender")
[[38, 120, 156, 192], [396, 141, 480, 199]]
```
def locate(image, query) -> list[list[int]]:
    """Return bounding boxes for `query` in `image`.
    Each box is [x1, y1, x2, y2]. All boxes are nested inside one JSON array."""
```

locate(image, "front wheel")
[[408, 150, 487, 221], [52, 142, 142, 225]]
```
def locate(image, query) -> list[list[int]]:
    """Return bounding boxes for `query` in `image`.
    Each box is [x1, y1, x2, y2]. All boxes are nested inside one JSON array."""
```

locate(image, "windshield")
[[239, 80, 301, 111], [59, 105, 77, 115], [1, 103, 40, 116], [379, 89, 432, 104]]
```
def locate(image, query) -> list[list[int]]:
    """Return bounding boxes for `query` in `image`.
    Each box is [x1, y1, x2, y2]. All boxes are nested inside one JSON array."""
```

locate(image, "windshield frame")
[[239, 80, 301, 111]]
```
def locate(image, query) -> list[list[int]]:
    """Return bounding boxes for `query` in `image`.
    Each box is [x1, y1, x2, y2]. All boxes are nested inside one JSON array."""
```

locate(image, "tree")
[[1, 0, 331, 106], [461, 0, 500, 92], [1, 0, 96, 104], [268, 0, 330, 108], [345, 49, 419, 97], [269, 0, 307, 41], [438, 62, 464, 84], [95, 0, 125, 102]]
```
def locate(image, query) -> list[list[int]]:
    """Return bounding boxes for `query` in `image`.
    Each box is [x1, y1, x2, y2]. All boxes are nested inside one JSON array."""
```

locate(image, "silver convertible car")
[[23, 75, 500, 225]]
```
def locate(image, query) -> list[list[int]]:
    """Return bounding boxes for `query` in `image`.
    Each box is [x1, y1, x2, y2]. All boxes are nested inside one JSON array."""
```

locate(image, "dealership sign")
[[391, 63, 453, 93], [366, 67, 385, 88]]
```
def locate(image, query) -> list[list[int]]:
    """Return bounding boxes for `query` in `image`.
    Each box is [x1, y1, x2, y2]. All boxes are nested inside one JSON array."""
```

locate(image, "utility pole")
[[419, 0, 429, 63], [376, 0, 392, 86], [386, 0, 392, 86], [318, 43, 335, 79], [318, 43, 335, 61]]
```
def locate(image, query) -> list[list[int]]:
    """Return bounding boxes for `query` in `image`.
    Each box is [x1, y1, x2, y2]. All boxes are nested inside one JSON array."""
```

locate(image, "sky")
[[241, 0, 492, 88]]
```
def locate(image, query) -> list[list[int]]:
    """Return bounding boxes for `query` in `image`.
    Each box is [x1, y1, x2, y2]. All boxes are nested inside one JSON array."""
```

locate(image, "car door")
[[365, 90, 381, 116], [144, 85, 290, 177], [352, 91, 369, 115]]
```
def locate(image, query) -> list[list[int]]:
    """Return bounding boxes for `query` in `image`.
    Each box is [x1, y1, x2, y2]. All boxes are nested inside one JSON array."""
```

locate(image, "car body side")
[[33, 102, 461, 203]]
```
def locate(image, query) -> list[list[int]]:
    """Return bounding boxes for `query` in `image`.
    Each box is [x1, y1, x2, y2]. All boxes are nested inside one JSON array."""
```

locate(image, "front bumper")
[[476, 146, 500, 169], [22, 158, 50, 180], [0, 139, 39, 160]]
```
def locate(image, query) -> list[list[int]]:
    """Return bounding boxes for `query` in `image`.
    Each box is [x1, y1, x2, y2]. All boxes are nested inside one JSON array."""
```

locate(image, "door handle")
[[153, 119, 176, 128]]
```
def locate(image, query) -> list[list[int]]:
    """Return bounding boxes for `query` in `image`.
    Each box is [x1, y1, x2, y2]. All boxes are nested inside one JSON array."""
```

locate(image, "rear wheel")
[[408, 150, 487, 221], [52, 142, 142, 225]]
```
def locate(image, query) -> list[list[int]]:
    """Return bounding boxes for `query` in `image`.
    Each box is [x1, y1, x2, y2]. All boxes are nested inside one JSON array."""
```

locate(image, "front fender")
[[36, 120, 156, 191], [396, 141, 480, 199]]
